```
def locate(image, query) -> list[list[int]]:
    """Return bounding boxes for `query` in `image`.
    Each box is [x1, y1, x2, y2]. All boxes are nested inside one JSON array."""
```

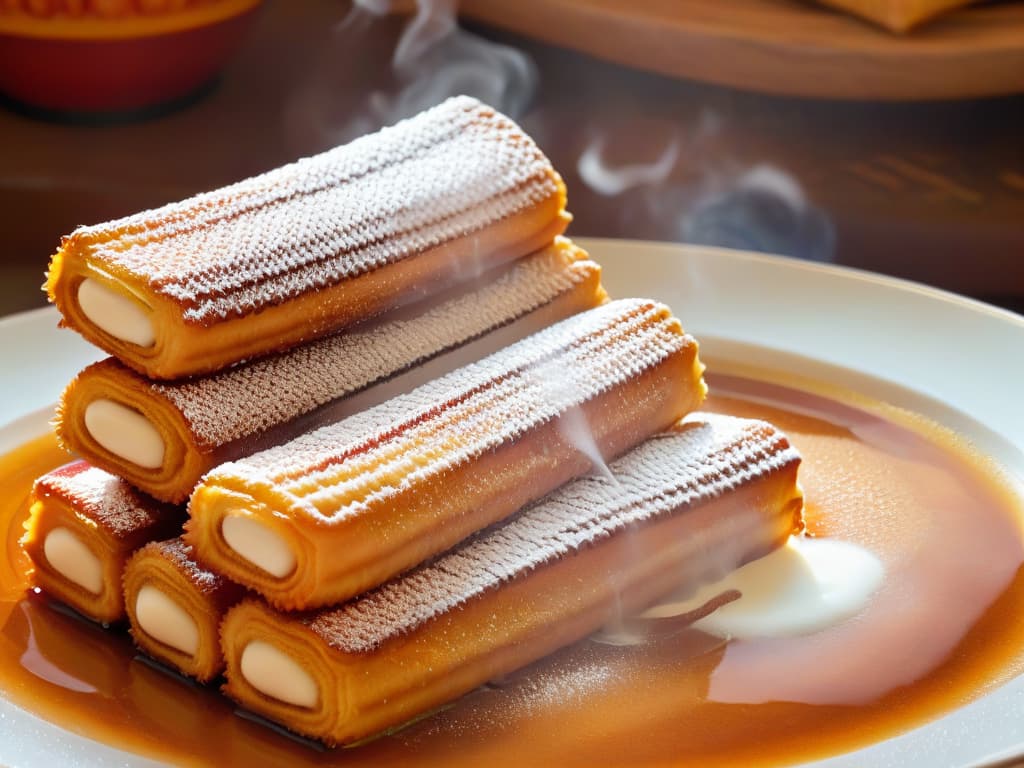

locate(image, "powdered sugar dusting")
[[307, 413, 800, 652], [65, 97, 561, 325], [514, 658, 616, 710], [140, 537, 223, 595], [203, 299, 695, 520], [33, 460, 172, 538], [150, 246, 595, 450]]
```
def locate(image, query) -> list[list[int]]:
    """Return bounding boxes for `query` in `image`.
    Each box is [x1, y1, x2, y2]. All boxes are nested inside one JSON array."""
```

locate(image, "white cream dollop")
[[643, 536, 885, 639]]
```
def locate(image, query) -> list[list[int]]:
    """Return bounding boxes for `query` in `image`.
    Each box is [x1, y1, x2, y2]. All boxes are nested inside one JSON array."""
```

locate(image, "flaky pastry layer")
[[123, 538, 244, 682]]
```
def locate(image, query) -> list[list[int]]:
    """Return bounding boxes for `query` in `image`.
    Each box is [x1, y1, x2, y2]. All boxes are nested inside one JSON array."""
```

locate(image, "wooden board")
[[458, 0, 1024, 101]]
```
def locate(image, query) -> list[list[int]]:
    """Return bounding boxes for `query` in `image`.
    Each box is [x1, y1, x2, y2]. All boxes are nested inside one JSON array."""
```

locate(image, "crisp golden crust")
[[46, 96, 570, 379], [123, 538, 244, 682], [54, 240, 604, 503], [187, 299, 708, 611], [219, 414, 804, 746], [22, 461, 183, 624]]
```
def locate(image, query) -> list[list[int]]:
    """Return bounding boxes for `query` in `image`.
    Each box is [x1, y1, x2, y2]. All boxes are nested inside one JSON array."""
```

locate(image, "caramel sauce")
[[1, 376, 1023, 767]]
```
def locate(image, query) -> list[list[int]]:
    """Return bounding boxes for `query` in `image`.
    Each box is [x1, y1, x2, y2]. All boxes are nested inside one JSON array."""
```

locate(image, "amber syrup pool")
[[1, 373, 1022, 767]]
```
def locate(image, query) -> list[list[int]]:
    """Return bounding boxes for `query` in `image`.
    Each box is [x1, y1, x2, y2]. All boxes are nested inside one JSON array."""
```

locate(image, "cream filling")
[[43, 527, 103, 595], [77, 278, 156, 348], [240, 640, 319, 709], [134, 585, 200, 657], [84, 399, 166, 470], [222, 515, 296, 578]]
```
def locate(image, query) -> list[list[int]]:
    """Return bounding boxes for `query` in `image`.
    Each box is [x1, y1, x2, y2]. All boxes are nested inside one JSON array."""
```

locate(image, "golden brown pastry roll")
[[187, 298, 708, 611], [22, 461, 183, 624], [123, 538, 244, 683], [54, 239, 605, 504], [813, 0, 975, 32], [46, 96, 570, 380], [220, 413, 804, 745]]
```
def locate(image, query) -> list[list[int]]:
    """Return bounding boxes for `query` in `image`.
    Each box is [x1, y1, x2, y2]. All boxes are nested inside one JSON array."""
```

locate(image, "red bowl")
[[0, 0, 262, 114]]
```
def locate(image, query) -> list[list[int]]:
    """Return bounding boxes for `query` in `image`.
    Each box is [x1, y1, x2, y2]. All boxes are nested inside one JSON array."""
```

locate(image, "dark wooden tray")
[[459, 0, 1024, 100]]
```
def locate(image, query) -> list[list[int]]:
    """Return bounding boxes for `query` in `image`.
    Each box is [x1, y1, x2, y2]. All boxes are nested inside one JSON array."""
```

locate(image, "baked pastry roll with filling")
[[22, 461, 183, 624], [813, 0, 975, 32], [54, 239, 604, 504], [46, 96, 570, 380], [187, 298, 708, 610], [123, 538, 244, 683], [220, 413, 804, 746]]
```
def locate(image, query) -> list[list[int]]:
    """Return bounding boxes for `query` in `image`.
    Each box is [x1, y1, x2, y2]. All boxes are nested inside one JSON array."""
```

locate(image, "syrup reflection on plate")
[[706, 489, 1023, 707]]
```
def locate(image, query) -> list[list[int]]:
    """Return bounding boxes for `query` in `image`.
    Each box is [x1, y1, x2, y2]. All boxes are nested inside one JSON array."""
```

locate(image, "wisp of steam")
[[316, 0, 537, 145], [577, 109, 835, 263], [682, 164, 836, 263], [578, 136, 679, 197]]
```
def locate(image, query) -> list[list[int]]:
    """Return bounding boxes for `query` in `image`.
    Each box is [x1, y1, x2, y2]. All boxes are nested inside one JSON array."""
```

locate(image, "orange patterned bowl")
[[0, 0, 262, 115]]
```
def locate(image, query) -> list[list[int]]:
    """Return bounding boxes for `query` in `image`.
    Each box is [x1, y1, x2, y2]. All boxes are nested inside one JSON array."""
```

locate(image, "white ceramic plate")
[[1, 239, 1022, 767]]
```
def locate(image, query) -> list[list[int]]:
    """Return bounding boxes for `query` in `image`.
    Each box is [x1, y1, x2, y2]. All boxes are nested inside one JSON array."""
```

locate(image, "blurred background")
[[1, 0, 1022, 316]]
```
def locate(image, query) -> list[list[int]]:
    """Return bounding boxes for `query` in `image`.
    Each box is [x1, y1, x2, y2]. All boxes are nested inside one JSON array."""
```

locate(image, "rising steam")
[[578, 136, 679, 197], [682, 164, 836, 263], [288, 0, 537, 148], [576, 109, 835, 263], [373, 0, 535, 128]]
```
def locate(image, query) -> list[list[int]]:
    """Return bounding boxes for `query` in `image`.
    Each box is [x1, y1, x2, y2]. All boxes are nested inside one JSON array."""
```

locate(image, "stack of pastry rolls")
[[28, 95, 596, 679], [23, 96, 805, 744]]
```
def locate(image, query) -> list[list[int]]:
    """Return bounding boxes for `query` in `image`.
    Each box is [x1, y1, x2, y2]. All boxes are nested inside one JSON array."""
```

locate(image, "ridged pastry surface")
[[32, 461, 170, 538], [150, 243, 599, 450], [61, 96, 562, 325], [203, 298, 698, 522], [306, 413, 800, 653], [139, 538, 222, 596]]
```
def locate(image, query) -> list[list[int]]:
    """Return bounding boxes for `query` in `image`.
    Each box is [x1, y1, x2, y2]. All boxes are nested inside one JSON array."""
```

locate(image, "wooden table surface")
[[1, 0, 1022, 320]]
